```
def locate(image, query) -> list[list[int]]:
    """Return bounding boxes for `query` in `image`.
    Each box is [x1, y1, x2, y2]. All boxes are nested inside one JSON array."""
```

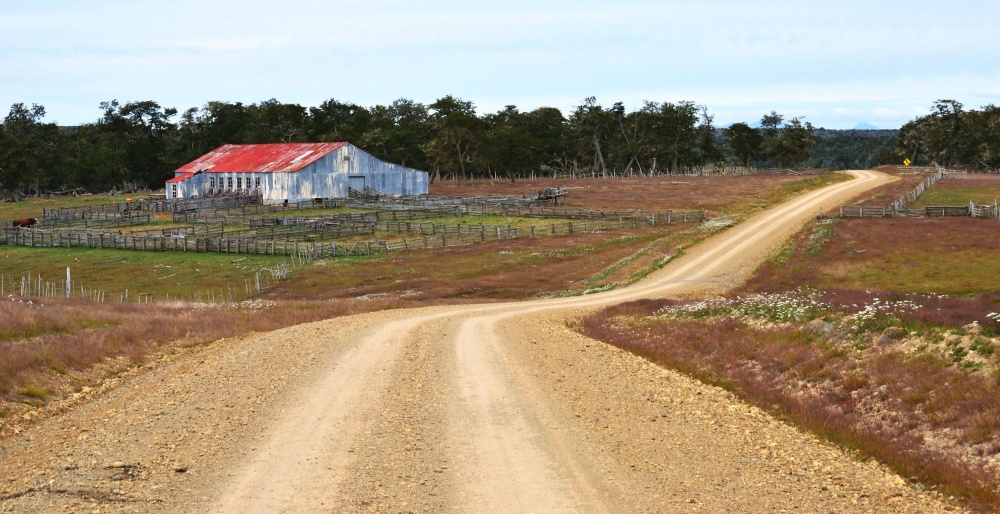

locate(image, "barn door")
[[348, 175, 366, 196]]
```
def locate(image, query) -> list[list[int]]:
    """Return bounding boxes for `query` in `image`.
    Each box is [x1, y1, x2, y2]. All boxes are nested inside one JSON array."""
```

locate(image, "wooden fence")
[[170, 198, 343, 223], [889, 171, 946, 213], [842, 203, 998, 219], [840, 169, 988, 219], [971, 201, 999, 219], [0, 208, 707, 258], [840, 206, 896, 218], [840, 168, 940, 219], [925, 206, 970, 217], [36, 213, 153, 229]]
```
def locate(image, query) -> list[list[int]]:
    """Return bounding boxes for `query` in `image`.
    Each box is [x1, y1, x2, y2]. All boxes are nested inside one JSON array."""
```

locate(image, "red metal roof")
[[166, 172, 194, 184], [175, 143, 347, 174]]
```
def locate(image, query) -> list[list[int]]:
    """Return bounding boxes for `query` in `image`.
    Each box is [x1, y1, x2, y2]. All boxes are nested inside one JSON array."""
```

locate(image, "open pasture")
[[428, 174, 842, 211], [749, 217, 1000, 296], [0, 193, 135, 223], [910, 173, 1000, 208]]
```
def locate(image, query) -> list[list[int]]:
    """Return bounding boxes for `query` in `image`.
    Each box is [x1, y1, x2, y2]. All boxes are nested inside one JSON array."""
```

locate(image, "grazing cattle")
[[12, 217, 37, 228]]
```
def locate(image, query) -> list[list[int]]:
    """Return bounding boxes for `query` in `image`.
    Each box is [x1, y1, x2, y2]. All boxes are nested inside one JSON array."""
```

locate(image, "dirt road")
[[0, 171, 958, 512]]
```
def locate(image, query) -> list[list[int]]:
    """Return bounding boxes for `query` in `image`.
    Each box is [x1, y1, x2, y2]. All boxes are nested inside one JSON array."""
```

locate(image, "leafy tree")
[[243, 99, 308, 143], [759, 111, 783, 139], [615, 106, 654, 175], [569, 97, 617, 176], [966, 105, 1000, 170], [426, 95, 485, 181], [695, 106, 723, 166], [924, 99, 966, 166], [0, 103, 65, 194], [649, 101, 700, 173], [723, 122, 764, 166], [91, 100, 179, 188], [894, 100, 998, 169], [770, 117, 816, 168], [480, 106, 534, 182], [364, 98, 430, 170], [521, 107, 568, 168], [308, 99, 370, 143]]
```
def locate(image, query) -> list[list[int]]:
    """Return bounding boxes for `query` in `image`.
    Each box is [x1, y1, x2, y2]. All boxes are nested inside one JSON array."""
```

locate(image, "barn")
[[165, 142, 428, 203]]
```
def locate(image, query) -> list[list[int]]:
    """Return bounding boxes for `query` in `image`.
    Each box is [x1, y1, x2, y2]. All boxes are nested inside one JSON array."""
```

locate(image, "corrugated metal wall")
[[166, 144, 428, 203]]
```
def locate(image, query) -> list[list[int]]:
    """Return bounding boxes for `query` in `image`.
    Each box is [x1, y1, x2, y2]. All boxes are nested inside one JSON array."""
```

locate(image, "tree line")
[[896, 100, 1000, 171], [0, 94, 892, 196]]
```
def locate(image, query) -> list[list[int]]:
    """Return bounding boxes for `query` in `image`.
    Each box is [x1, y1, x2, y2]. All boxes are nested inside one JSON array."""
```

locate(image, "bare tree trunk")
[[593, 135, 607, 178], [454, 141, 467, 181]]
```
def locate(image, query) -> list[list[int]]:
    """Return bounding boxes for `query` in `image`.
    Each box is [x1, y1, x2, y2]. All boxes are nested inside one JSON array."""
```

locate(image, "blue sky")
[[2, 0, 998, 129]]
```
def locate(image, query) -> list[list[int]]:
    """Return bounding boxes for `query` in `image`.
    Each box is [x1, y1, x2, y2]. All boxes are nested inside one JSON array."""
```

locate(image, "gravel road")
[[0, 171, 961, 512]]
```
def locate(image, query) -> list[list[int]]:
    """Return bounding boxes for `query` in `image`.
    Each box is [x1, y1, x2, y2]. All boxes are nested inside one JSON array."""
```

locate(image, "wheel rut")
[[0, 171, 960, 513]]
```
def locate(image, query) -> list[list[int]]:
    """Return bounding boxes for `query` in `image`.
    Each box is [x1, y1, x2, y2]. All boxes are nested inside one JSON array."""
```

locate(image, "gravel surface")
[[0, 171, 961, 512]]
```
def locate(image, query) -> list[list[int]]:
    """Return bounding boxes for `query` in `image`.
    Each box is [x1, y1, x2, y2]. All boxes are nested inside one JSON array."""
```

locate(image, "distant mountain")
[[853, 122, 880, 130]]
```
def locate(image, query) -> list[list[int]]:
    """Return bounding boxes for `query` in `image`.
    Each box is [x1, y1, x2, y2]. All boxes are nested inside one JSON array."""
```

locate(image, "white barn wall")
[[165, 143, 428, 203]]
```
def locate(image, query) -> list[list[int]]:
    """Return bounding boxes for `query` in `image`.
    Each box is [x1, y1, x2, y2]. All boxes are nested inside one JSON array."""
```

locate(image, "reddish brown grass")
[[430, 175, 810, 211], [580, 300, 1000, 512], [747, 217, 1000, 297], [0, 297, 398, 408], [266, 227, 684, 302], [848, 173, 930, 206]]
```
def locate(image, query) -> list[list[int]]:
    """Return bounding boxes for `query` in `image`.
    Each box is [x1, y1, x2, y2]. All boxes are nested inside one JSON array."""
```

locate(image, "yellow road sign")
[[903, 158, 911, 166]]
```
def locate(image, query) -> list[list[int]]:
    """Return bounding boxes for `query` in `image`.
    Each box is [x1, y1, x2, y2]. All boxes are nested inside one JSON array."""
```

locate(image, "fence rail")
[[840, 169, 998, 219], [971, 201, 999, 219], [841, 203, 998, 220], [0, 209, 707, 258]]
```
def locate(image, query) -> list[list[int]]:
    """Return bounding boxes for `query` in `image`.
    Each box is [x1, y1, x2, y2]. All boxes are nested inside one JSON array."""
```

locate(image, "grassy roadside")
[[0, 297, 399, 427], [578, 216, 1000, 512]]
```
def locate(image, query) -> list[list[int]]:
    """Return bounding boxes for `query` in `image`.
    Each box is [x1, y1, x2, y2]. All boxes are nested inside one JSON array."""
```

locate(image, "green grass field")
[[909, 175, 1000, 208], [912, 186, 1000, 207], [0, 193, 136, 221], [0, 246, 286, 301], [749, 217, 1000, 297]]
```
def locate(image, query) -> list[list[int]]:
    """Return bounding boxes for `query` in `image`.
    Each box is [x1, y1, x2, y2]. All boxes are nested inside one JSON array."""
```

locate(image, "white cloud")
[[1, 0, 998, 128]]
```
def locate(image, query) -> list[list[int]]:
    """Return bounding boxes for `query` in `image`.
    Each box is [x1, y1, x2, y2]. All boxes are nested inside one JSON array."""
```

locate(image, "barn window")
[[237, 177, 243, 190], [227, 177, 233, 189], [171, 184, 177, 198], [255, 177, 261, 189], [209, 176, 216, 189]]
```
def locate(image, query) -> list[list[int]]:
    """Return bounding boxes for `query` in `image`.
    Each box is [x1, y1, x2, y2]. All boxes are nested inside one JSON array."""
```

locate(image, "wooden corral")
[[841, 169, 997, 219], [0, 188, 707, 259]]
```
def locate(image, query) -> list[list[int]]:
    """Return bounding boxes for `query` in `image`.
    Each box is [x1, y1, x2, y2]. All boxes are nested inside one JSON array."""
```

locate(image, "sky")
[[2, 0, 999, 129]]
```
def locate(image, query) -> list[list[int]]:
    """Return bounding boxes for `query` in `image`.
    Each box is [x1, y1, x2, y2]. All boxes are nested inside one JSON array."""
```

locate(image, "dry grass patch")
[[750, 217, 1000, 296], [0, 192, 138, 223], [430, 174, 841, 212], [266, 226, 686, 302], [579, 213, 1000, 511], [848, 173, 926, 206], [0, 296, 399, 428], [580, 294, 1000, 512]]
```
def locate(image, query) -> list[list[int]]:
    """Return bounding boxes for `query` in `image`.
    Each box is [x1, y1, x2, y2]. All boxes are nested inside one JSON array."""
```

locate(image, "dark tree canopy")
[[896, 99, 1000, 170], [11, 94, 982, 196]]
